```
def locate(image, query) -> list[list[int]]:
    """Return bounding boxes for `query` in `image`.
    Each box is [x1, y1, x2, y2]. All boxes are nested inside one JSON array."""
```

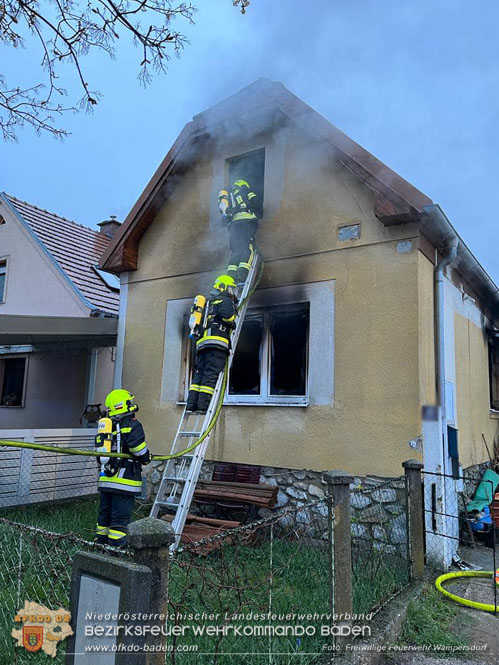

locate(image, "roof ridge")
[[5, 193, 103, 237]]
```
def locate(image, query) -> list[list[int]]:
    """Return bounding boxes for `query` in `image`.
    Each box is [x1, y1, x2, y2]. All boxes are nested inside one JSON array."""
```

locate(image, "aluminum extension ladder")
[[150, 254, 261, 550]]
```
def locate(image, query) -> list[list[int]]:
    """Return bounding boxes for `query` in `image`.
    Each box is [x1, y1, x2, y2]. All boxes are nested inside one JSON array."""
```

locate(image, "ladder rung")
[[151, 252, 261, 552]]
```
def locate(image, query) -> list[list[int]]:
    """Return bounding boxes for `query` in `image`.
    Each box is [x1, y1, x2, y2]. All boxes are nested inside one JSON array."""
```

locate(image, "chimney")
[[98, 215, 121, 239]]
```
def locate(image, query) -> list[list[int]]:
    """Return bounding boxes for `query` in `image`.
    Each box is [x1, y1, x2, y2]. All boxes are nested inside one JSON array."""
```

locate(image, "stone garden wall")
[[145, 461, 409, 553]]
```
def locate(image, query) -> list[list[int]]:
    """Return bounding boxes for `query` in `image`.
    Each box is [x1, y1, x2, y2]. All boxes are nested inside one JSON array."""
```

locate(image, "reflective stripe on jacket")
[[229, 180, 260, 222], [96, 416, 150, 494], [196, 293, 237, 353]]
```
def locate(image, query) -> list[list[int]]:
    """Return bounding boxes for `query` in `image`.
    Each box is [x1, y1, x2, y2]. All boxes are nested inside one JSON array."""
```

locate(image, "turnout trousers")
[[96, 491, 135, 547], [186, 348, 228, 413], [227, 220, 258, 284]]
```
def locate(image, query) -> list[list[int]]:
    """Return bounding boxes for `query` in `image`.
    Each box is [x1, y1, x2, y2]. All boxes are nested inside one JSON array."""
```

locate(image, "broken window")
[[229, 317, 263, 395], [226, 148, 265, 215], [0, 357, 27, 407], [270, 307, 308, 396], [227, 303, 309, 405]]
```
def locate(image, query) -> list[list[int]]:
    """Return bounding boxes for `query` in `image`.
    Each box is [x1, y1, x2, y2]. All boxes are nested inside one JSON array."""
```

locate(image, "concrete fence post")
[[402, 459, 425, 581], [128, 517, 175, 665], [324, 470, 354, 639]]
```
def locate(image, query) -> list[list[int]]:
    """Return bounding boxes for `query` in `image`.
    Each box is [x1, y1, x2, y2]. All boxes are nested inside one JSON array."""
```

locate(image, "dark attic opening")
[[226, 148, 265, 213]]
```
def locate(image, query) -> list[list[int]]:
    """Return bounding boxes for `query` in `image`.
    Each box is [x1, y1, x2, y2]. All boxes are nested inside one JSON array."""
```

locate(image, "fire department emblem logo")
[[22, 625, 43, 652], [12, 602, 73, 657]]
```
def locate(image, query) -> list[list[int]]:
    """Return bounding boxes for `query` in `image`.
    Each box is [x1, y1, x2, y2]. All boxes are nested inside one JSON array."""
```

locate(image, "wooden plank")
[[193, 489, 275, 507]]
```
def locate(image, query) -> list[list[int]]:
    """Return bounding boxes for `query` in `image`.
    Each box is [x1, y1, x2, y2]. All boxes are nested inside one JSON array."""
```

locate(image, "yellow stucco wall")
[[122, 124, 425, 477], [454, 312, 498, 467]]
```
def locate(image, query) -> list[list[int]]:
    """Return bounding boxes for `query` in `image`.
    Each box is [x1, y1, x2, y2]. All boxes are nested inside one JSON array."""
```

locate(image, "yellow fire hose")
[[0, 361, 228, 462], [0, 255, 264, 463], [435, 571, 499, 613]]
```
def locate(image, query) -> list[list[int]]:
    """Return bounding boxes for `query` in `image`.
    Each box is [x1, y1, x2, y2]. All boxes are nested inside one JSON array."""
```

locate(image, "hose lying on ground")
[[435, 570, 499, 613]]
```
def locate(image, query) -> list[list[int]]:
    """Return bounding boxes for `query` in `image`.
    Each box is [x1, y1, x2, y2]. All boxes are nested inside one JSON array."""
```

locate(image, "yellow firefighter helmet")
[[105, 389, 138, 417]]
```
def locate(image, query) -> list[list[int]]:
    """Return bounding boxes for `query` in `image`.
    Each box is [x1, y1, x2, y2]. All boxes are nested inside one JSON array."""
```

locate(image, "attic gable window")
[[226, 148, 265, 214], [0, 260, 6, 303], [227, 303, 309, 405]]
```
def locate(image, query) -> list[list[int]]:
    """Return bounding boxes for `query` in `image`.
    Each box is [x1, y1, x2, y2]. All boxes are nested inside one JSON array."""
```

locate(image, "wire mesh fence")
[[422, 469, 498, 613], [350, 476, 411, 615], [0, 518, 126, 665], [167, 497, 333, 664], [0, 464, 415, 663]]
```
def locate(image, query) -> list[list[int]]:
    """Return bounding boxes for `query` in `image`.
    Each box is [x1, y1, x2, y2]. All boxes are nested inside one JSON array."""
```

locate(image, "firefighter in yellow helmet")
[[186, 275, 238, 413], [218, 179, 262, 287], [95, 389, 150, 547]]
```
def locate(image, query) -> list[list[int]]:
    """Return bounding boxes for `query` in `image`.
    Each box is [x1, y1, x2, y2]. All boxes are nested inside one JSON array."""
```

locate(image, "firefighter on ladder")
[[95, 389, 150, 547], [218, 179, 262, 288], [186, 275, 238, 414]]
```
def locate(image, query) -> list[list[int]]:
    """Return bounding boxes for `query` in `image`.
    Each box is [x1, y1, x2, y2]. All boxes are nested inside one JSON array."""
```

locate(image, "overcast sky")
[[1, 0, 498, 282]]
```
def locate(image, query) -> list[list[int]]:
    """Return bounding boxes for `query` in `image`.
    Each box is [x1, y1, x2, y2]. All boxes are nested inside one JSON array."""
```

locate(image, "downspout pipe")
[[435, 231, 459, 473]]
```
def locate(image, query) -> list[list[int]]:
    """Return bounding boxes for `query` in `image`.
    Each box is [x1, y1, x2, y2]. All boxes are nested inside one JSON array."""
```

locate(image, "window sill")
[[490, 410, 499, 419], [177, 400, 309, 408], [0, 405, 24, 408]]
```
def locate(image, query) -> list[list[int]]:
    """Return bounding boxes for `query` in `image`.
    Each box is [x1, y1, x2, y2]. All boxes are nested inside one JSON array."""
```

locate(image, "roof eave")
[[422, 204, 499, 315]]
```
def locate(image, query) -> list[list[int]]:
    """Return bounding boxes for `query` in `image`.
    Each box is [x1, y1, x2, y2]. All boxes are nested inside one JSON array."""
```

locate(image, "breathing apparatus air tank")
[[189, 294, 206, 338], [96, 416, 113, 474]]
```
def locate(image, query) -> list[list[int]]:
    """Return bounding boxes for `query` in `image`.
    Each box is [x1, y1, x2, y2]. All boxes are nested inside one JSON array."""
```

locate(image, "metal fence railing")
[[422, 469, 498, 614], [0, 464, 418, 663], [350, 477, 411, 615], [0, 430, 98, 508]]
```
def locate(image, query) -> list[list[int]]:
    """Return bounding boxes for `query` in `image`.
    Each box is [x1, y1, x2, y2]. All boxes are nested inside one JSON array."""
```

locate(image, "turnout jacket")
[[96, 415, 150, 494], [229, 180, 262, 223], [196, 291, 237, 353]]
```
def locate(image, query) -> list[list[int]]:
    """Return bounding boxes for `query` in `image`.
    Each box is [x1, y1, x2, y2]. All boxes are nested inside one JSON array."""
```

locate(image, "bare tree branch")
[[0, 0, 250, 140]]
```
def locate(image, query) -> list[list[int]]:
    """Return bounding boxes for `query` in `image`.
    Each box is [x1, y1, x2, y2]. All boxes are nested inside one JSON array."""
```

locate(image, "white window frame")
[[161, 281, 335, 408], [225, 304, 309, 406]]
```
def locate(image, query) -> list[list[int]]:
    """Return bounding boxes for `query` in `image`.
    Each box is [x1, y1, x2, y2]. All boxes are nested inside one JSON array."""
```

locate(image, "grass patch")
[[352, 545, 410, 614], [2, 496, 152, 540], [398, 584, 468, 652]]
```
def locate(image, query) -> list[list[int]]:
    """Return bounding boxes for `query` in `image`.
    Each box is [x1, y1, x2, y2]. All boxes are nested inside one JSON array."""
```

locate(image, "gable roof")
[[100, 77, 434, 274], [98, 78, 497, 317], [2, 193, 119, 316]]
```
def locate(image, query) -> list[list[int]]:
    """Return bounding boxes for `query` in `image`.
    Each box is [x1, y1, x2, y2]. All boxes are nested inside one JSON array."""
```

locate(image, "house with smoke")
[[0, 194, 119, 428], [100, 79, 498, 539]]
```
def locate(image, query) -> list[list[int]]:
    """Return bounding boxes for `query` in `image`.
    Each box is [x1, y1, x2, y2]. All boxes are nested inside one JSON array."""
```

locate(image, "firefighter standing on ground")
[[218, 179, 262, 286], [186, 275, 238, 413], [95, 389, 150, 547]]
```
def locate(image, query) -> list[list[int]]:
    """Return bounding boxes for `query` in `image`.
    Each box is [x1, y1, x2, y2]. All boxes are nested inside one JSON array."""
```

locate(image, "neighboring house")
[[100, 80, 499, 550], [0, 193, 119, 428]]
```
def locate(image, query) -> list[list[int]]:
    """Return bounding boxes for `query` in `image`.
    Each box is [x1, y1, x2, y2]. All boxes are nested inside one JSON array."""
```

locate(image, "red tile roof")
[[6, 195, 119, 315]]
